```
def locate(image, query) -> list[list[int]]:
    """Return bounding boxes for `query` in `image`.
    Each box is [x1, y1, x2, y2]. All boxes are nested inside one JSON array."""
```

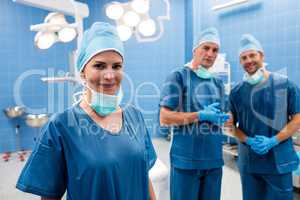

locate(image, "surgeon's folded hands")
[[197, 102, 230, 125], [246, 135, 279, 155]]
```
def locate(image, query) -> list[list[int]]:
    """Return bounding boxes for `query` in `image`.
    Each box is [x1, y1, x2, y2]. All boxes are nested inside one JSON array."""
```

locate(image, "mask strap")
[[72, 91, 84, 106]]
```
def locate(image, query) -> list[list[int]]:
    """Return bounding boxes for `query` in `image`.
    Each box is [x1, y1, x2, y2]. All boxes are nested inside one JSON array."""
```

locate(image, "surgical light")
[[131, 0, 149, 14], [138, 19, 156, 36], [123, 11, 140, 27], [105, 0, 170, 42], [117, 25, 132, 41], [106, 2, 124, 20], [31, 12, 78, 49], [35, 31, 56, 49], [58, 27, 77, 43], [44, 12, 67, 25]]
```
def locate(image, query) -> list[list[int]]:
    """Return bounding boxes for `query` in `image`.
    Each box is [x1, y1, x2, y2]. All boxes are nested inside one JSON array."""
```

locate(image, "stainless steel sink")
[[25, 114, 49, 128], [3, 106, 25, 118]]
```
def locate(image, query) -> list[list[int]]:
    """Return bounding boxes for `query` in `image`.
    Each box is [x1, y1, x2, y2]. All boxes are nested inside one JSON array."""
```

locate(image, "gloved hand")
[[246, 136, 263, 154], [198, 103, 230, 125], [251, 135, 279, 155], [245, 137, 256, 146], [206, 102, 221, 113]]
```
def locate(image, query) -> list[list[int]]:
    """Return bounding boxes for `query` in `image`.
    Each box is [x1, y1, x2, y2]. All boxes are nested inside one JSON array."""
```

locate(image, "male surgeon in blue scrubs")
[[159, 27, 229, 200], [229, 34, 300, 200]]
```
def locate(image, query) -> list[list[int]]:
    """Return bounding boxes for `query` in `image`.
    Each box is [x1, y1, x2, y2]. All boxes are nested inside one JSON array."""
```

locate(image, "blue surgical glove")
[[198, 103, 229, 125], [207, 103, 230, 124], [246, 136, 264, 154], [206, 102, 221, 113], [245, 137, 256, 146], [251, 135, 279, 155]]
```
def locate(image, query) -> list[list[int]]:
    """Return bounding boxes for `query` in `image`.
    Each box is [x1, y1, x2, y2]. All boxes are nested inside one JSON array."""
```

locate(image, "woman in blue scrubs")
[[229, 34, 300, 200], [16, 22, 157, 200]]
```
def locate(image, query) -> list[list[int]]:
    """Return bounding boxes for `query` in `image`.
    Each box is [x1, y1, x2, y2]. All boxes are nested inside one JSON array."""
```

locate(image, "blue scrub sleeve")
[[288, 81, 300, 116], [137, 110, 157, 170], [145, 128, 157, 170], [16, 120, 67, 199], [159, 71, 183, 111]]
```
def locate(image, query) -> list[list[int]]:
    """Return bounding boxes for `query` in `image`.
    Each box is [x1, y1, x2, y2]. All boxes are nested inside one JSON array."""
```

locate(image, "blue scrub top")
[[16, 104, 157, 200], [229, 73, 300, 174], [159, 66, 226, 170]]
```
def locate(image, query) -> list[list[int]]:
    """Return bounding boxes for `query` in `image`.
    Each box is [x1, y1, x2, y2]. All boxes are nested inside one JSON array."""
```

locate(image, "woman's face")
[[81, 50, 123, 95]]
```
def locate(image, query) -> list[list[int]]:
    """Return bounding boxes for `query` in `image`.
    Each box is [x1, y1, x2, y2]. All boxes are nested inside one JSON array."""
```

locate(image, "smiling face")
[[81, 50, 123, 95], [240, 50, 264, 75], [193, 42, 219, 69]]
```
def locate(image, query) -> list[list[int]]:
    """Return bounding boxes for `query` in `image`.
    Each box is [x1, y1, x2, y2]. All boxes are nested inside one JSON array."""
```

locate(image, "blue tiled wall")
[[0, 0, 77, 152], [192, 0, 300, 87], [184, 0, 194, 62], [0, 0, 185, 152]]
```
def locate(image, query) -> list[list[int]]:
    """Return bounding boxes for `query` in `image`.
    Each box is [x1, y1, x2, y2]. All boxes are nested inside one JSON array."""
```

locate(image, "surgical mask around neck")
[[81, 80, 123, 116], [243, 68, 265, 85], [196, 66, 213, 79], [89, 87, 123, 116]]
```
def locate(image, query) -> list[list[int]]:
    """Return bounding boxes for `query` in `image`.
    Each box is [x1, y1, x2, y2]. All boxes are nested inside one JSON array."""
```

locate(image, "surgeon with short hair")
[[159, 27, 229, 200], [16, 22, 157, 200], [229, 34, 300, 200]]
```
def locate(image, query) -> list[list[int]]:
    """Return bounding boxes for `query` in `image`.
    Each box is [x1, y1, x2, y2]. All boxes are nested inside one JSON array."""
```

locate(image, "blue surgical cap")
[[239, 34, 263, 55], [193, 27, 220, 50], [76, 22, 124, 72]]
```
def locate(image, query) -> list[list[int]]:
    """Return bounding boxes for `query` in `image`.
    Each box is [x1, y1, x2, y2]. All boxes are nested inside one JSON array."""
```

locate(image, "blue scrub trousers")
[[240, 172, 293, 200], [170, 166, 222, 200]]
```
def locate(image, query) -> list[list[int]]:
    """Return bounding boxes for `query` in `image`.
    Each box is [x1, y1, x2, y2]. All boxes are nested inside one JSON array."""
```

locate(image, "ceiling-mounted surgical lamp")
[[44, 12, 67, 25], [105, 2, 124, 20], [34, 31, 56, 50], [131, 0, 150, 14], [31, 12, 78, 49], [13, 0, 89, 49], [58, 27, 77, 43], [106, 0, 154, 41], [13, 0, 89, 83], [138, 19, 156, 37], [105, 0, 170, 42], [116, 25, 133, 41], [123, 11, 141, 27]]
